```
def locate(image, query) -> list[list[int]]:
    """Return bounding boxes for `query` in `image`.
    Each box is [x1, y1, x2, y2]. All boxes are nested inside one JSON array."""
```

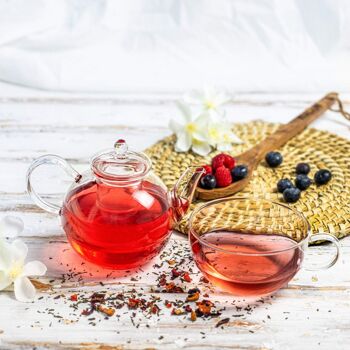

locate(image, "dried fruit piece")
[[90, 293, 105, 303], [196, 300, 214, 315], [182, 272, 192, 283], [70, 294, 78, 302], [150, 304, 160, 314], [186, 291, 200, 302], [165, 282, 184, 293], [190, 310, 197, 322], [81, 308, 94, 316], [184, 305, 193, 313], [97, 305, 115, 317], [171, 269, 181, 279], [172, 308, 185, 315], [164, 301, 172, 308], [127, 298, 141, 309]]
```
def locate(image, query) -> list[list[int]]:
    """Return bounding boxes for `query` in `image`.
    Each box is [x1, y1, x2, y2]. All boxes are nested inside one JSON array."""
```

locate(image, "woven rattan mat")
[[145, 121, 350, 239]]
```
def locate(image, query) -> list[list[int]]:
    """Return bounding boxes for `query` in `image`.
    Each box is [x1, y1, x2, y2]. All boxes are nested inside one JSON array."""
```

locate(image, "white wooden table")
[[0, 84, 349, 350]]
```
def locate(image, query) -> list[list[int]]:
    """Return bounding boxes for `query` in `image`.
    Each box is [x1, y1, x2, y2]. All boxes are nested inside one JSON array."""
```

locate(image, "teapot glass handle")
[[26, 155, 81, 215], [305, 233, 340, 271]]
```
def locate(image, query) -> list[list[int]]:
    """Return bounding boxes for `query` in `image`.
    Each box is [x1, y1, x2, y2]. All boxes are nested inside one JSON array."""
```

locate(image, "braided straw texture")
[[145, 121, 350, 239]]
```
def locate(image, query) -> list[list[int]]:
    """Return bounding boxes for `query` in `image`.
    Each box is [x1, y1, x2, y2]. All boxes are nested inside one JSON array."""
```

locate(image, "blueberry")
[[295, 174, 312, 191], [314, 169, 332, 185], [231, 165, 248, 181], [265, 151, 283, 167], [200, 174, 216, 189], [283, 187, 301, 203], [296, 163, 310, 175], [277, 178, 294, 193]]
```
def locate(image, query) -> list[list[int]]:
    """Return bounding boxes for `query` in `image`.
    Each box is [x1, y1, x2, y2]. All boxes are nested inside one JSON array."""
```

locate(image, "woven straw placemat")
[[145, 121, 350, 239]]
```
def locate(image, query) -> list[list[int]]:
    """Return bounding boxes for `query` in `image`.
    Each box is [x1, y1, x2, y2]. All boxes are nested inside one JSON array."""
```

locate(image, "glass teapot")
[[26, 140, 203, 269]]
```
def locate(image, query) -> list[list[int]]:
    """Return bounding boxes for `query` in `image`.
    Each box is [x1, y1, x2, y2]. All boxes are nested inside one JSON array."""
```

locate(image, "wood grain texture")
[[0, 88, 349, 350]]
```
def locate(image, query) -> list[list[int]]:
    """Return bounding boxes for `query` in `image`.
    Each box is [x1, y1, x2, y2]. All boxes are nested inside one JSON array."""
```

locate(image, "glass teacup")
[[189, 197, 340, 297]]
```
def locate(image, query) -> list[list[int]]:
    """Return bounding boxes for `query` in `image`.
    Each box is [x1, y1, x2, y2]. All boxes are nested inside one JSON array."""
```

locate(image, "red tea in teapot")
[[62, 180, 174, 269], [27, 139, 203, 270]]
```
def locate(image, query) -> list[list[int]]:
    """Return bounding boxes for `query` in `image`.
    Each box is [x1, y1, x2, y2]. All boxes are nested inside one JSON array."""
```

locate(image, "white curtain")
[[0, 0, 348, 92]]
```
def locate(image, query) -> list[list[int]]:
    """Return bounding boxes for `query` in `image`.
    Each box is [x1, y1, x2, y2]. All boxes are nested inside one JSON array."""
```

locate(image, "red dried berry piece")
[[182, 272, 192, 283], [215, 166, 232, 187], [184, 305, 193, 313], [212, 154, 226, 170], [70, 294, 78, 302], [171, 268, 181, 279]]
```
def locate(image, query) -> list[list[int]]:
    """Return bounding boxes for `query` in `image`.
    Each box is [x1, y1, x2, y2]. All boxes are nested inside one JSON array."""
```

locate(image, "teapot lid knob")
[[114, 139, 128, 159]]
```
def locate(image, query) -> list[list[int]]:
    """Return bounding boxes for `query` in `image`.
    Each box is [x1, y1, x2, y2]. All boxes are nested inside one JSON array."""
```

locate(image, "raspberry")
[[223, 154, 236, 170], [197, 165, 212, 178], [215, 166, 232, 187], [212, 153, 236, 170], [212, 154, 226, 170]]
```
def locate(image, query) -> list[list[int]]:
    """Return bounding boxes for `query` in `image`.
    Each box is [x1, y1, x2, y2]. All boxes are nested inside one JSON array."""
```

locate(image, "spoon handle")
[[249, 92, 338, 160]]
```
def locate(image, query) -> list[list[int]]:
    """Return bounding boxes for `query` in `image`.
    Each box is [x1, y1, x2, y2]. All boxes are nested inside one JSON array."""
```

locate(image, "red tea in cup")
[[189, 198, 340, 297], [191, 230, 303, 296]]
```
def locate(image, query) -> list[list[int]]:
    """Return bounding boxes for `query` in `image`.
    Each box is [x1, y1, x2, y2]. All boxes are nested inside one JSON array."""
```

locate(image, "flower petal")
[[217, 143, 233, 151], [10, 239, 28, 261], [183, 90, 204, 105], [169, 119, 183, 134], [224, 131, 243, 144], [23, 261, 47, 277], [0, 270, 12, 290], [0, 241, 15, 270], [0, 216, 24, 238], [14, 276, 36, 302], [194, 112, 210, 128], [192, 140, 211, 156], [175, 132, 191, 152], [176, 101, 193, 122]]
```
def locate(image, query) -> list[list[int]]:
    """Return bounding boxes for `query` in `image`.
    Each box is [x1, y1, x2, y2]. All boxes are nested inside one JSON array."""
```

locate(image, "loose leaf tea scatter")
[[26, 239, 286, 333]]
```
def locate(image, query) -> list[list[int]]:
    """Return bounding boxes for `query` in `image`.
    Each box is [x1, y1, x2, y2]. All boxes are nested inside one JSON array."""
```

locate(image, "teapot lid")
[[91, 139, 151, 182]]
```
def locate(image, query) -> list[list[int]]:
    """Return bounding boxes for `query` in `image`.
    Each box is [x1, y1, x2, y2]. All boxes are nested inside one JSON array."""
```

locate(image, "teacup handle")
[[306, 233, 340, 271], [26, 155, 82, 215]]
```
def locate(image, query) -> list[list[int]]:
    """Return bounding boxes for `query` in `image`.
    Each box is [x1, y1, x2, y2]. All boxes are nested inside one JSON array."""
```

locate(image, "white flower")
[[170, 89, 243, 156], [208, 119, 243, 151], [0, 216, 47, 302], [184, 86, 232, 112], [169, 102, 211, 155]]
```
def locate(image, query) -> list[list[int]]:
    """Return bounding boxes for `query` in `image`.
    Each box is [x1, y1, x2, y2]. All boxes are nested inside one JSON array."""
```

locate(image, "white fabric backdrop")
[[0, 0, 349, 93]]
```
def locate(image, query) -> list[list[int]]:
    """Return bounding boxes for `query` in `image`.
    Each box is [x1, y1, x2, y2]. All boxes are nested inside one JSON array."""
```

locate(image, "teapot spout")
[[169, 167, 204, 224]]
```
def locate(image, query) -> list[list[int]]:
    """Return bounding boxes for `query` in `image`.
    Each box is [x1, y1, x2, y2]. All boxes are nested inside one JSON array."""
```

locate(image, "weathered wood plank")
[[0, 236, 349, 350]]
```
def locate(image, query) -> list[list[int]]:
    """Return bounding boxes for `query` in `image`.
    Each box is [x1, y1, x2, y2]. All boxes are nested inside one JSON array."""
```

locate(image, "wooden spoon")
[[196, 92, 339, 200]]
